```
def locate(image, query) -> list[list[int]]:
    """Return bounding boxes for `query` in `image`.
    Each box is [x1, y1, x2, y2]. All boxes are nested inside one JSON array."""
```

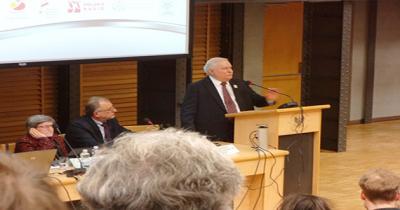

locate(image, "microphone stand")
[[247, 81, 298, 109], [54, 124, 86, 176]]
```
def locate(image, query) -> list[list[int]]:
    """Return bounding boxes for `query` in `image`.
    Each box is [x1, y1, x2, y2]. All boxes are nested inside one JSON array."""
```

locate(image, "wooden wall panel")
[[0, 67, 59, 144], [42, 66, 59, 119], [192, 3, 221, 82], [264, 2, 303, 75], [263, 2, 303, 108], [80, 61, 138, 126]]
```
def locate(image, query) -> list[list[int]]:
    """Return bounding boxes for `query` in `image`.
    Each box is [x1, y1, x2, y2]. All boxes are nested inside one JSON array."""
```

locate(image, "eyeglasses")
[[36, 124, 54, 129], [96, 106, 116, 113]]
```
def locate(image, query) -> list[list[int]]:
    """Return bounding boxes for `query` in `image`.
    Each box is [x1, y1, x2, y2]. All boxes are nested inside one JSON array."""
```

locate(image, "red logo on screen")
[[68, 0, 81, 13], [10, 0, 26, 11]]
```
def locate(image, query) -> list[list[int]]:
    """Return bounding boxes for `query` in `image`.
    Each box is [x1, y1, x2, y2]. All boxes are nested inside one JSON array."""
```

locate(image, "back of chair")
[[0, 143, 16, 153], [124, 125, 160, 132]]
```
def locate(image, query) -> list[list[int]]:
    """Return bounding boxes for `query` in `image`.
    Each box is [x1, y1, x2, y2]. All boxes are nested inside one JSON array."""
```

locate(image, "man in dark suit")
[[66, 96, 128, 148], [181, 57, 278, 142]]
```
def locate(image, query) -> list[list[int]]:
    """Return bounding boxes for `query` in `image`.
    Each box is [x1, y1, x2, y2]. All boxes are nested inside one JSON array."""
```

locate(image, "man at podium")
[[181, 57, 278, 142]]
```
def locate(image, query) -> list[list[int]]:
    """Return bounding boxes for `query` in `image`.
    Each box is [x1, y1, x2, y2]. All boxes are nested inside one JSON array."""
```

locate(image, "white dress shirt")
[[91, 117, 106, 140], [209, 76, 241, 112]]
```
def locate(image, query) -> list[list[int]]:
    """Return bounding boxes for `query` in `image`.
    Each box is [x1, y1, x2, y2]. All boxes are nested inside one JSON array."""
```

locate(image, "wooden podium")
[[226, 105, 330, 194]]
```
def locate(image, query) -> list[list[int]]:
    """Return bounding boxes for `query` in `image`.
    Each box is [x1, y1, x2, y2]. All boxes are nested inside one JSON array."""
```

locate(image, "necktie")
[[102, 123, 111, 142], [221, 82, 238, 113]]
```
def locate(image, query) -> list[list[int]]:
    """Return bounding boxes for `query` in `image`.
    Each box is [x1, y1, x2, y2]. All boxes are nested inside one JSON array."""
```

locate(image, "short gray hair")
[[85, 96, 110, 116], [26, 115, 55, 130], [203, 57, 229, 74], [78, 129, 242, 210]]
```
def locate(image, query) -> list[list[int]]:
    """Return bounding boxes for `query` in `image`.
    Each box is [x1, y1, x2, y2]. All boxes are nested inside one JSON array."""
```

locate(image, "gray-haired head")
[[203, 57, 229, 74], [78, 128, 242, 210], [85, 96, 110, 116], [25, 115, 55, 130]]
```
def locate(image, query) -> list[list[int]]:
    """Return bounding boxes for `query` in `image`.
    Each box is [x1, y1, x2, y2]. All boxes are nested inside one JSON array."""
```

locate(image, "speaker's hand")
[[265, 88, 279, 101]]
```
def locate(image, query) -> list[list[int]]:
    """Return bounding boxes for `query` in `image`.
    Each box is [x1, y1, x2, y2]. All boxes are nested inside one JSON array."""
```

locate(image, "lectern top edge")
[[225, 104, 331, 118]]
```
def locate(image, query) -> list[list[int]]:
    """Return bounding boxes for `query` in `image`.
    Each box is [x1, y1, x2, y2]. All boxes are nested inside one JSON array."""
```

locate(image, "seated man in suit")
[[359, 168, 400, 210], [181, 57, 278, 142], [66, 96, 128, 148]]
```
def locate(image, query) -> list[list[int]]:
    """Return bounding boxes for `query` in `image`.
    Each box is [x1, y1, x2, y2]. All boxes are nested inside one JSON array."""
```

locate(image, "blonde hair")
[[0, 153, 67, 210], [359, 168, 400, 202]]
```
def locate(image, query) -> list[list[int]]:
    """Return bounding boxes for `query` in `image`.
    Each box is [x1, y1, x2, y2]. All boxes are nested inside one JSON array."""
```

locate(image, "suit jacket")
[[181, 77, 270, 142], [65, 115, 127, 148]]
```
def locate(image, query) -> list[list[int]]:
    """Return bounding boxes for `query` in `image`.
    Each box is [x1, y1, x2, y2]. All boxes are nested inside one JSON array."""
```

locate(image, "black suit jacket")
[[180, 77, 270, 142], [65, 115, 128, 148]]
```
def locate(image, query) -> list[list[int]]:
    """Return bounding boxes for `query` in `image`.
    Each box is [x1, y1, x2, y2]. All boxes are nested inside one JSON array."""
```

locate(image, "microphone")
[[245, 80, 298, 109], [54, 123, 86, 176], [143, 117, 164, 130], [143, 117, 154, 125]]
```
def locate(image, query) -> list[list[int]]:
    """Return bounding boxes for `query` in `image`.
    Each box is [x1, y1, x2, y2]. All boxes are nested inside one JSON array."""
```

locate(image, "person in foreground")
[[0, 153, 68, 210], [15, 114, 68, 156], [359, 168, 400, 210], [66, 96, 127, 148], [181, 57, 278, 142], [278, 194, 332, 210], [78, 129, 243, 210]]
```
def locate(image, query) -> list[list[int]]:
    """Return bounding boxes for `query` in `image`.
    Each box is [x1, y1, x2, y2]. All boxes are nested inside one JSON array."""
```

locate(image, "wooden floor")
[[319, 120, 400, 210]]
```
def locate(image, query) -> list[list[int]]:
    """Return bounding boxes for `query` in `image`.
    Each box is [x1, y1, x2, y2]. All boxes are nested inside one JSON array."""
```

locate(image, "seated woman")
[[15, 115, 68, 157]]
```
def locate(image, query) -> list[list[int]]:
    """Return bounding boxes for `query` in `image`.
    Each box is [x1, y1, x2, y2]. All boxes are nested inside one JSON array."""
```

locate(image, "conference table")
[[49, 143, 288, 210]]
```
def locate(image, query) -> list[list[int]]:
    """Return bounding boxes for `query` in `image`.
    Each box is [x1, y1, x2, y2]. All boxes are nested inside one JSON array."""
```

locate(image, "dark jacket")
[[181, 77, 270, 142], [65, 116, 127, 148]]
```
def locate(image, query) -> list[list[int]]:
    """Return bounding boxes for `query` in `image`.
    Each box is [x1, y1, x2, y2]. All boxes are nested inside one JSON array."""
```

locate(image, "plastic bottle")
[[80, 149, 91, 168], [80, 149, 90, 158], [257, 124, 268, 151], [91, 146, 99, 156]]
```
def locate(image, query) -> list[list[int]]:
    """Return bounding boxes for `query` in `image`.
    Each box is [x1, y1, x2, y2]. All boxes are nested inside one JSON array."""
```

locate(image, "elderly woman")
[[15, 114, 68, 156], [78, 129, 242, 210]]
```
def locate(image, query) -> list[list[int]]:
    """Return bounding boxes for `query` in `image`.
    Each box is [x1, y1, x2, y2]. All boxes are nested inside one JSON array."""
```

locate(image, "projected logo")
[[10, 0, 26, 11], [68, 0, 81, 13]]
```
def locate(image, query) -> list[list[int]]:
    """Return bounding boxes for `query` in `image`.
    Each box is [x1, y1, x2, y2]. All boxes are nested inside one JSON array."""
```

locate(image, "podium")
[[226, 105, 330, 194]]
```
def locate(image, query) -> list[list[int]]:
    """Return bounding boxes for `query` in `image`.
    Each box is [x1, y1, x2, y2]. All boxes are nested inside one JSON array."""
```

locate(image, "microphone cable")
[[245, 80, 298, 109], [46, 176, 77, 210]]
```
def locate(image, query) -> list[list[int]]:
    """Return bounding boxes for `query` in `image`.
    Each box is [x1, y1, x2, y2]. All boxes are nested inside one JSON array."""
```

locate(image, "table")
[[49, 144, 288, 210]]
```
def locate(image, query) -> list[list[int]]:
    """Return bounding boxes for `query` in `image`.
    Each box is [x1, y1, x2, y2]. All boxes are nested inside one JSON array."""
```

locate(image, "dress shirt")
[[209, 76, 241, 112], [92, 118, 106, 140]]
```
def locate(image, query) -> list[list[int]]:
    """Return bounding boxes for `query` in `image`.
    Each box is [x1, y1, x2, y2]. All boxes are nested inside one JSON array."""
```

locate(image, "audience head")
[[359, 168, 400, 209], [78, 129, 242, 210], [278, 194, 332, 210], [85, 96, 117, 122], [0, 153, 67, 210], [203, 57, 233, 82], [26, 114, 56, 136]]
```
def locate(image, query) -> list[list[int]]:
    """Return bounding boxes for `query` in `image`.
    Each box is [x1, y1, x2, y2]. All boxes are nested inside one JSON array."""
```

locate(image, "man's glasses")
[[96, 106, 116, 113]]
